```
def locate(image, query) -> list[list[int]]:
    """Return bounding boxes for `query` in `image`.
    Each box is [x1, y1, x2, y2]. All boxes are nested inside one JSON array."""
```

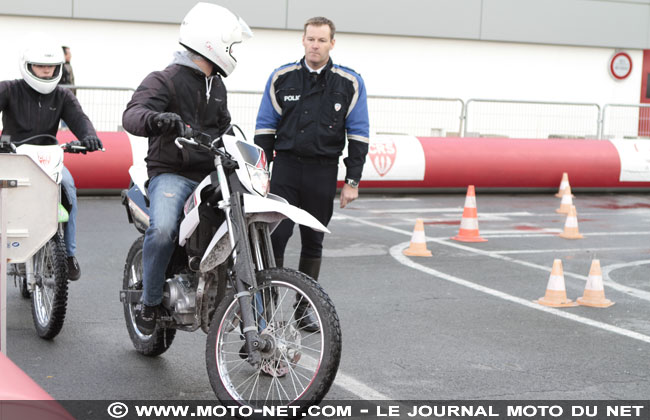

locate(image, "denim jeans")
[[61, 166, 77, 257], [142, 173, 198, 306]]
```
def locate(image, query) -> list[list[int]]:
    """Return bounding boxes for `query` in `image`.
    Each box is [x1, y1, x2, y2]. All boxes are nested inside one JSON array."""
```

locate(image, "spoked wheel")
[[31, 234, 68, 339], [122, 236, 175, 356], [206, 268, 341, 410]]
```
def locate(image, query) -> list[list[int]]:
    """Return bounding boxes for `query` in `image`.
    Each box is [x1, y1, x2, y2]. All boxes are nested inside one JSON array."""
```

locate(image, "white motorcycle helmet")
[[20, 43, 64, 94], [179, 2, 253, 77]]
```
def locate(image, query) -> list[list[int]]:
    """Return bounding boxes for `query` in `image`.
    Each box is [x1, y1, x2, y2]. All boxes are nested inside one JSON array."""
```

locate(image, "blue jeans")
[[61, 166, 77, 257], [142, 173, 198, 306]]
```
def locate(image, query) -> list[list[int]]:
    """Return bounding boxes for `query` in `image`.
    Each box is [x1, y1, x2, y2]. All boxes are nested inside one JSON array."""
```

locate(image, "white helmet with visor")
[[179, 2, 253, 77], [20, 43, 64, 94]]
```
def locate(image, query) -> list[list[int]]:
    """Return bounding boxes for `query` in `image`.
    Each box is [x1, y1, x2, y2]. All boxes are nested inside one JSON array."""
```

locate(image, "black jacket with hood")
[[122, 51, 231, 182], [0, 79, 96, 144]]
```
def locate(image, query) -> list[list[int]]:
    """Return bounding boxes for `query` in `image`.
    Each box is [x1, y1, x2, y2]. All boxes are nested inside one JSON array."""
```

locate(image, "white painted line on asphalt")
[[493, 246, 642, 254], [355, 197, 419, 202], [369, 207, 462, 213], [480, 231, 650, 238], [301, 354, 391, 400], [337, 214, 650, 303], [332, 369, 392, 400], [390, 242, 650, 345], [480, 229, 562, 235], [601, 260, 650, 301]]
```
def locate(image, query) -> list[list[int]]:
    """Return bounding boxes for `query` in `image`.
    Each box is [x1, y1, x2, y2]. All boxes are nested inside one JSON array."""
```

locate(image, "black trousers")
[[270, 153, 339, 260]]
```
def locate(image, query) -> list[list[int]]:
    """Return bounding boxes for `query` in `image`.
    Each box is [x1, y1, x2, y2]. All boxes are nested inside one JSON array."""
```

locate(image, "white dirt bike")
[[120, 126, 342, 410], [1, 134, 88, 339]]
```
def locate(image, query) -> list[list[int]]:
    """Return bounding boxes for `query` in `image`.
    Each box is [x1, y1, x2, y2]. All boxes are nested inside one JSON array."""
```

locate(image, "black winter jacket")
[[0, 79, 96, 144], [122, 52, 231, 182], [254, 57, 369, 181]]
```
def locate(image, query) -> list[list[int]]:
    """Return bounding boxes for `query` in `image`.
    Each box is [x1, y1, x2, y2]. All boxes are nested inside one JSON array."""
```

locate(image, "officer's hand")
[[151, 112, 193, 138], [81, 135, 103, 152], [340, 183, 359, 208]]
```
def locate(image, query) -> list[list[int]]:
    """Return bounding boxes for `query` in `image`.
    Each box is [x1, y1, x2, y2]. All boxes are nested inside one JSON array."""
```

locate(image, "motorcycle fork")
[[226, 192, 273, 368], [248, 223, 278, 331], [214, 154, 273, 368]]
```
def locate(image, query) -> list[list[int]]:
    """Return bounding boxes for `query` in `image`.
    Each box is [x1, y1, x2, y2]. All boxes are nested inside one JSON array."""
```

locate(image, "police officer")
[[254, 16, 370, 332]]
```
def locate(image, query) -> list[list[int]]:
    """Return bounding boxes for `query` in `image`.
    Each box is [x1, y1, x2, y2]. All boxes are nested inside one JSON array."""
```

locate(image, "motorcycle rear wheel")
[[122, 236, 176, 356], [206, 268, 341, 411], [31, 234, 68, 339]]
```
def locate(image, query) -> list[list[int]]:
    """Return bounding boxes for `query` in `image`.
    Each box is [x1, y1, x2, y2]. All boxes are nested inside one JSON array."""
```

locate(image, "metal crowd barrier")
[[2, 85, 649, 141], [463, 99, 601, 139], [601, 103, 650, 140], [225, 91, 465, 139], [367, 95, 464, 137], [60, 85, 135, 132]]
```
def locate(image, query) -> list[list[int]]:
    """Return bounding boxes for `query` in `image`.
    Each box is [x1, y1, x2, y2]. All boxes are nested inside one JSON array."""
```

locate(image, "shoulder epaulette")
[[332, 64, 361, 76]]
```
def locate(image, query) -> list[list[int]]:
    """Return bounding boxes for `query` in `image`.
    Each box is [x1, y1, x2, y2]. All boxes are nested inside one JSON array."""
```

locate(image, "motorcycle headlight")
[[246, 163, 270, 196]]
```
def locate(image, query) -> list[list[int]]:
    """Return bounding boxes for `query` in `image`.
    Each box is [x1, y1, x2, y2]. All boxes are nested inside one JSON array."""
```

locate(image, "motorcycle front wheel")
[[122, 236, 176, 356], [206, 268, 342, 410], [31, 234, 68, 339]]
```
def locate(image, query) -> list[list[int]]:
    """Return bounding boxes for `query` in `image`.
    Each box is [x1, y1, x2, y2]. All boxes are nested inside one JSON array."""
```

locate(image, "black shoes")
[[294, 301, 320, 333], [136, 304, 159, 335], [67, 256, 81, 281]]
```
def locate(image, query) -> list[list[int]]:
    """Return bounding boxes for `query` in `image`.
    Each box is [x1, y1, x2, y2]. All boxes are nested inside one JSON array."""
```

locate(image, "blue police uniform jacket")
[[254, 57, 370, 182]]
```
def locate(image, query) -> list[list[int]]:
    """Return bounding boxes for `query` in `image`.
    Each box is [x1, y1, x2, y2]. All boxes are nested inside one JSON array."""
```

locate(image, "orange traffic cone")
[[554, 172, 573, 198], [577, 260, 614, 308], [556, 185, 574, 214], [403, 219, 432, 257], [535, 259, 578, 307], [559, 205, 583, 239], [451, 185, 487, 242]]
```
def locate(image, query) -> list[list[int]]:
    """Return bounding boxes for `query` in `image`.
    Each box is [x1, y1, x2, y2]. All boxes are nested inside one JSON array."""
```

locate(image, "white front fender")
[[243, 193, 330, 234]]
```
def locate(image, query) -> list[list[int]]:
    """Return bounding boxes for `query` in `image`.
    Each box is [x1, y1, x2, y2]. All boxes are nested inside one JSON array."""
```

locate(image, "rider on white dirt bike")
[[1, 135, 94, 339], [0, 40, 104, 281], [121, 4, 342, 409], [122, 2, 252, 335]]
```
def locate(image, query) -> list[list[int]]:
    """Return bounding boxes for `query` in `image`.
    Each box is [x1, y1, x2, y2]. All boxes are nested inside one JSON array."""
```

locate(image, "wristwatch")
[[345, 178, 359, 188]]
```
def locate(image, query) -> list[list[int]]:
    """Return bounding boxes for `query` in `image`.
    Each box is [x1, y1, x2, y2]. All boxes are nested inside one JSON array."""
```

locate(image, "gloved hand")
[[149, 112, 193, 138], [81, 135, 103, 152], [66, 140, 86, 154]]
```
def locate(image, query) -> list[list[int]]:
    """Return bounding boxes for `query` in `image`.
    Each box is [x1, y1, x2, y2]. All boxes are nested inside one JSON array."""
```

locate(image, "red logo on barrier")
[[368, 139, 396, 177], [37, 152, 51, 166]]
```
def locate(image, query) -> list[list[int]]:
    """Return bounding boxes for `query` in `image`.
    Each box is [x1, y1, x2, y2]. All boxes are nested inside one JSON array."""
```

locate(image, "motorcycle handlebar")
[[175, 136, 222, 152], [174, 136, 237, 170], [61, 142, 106, 154]]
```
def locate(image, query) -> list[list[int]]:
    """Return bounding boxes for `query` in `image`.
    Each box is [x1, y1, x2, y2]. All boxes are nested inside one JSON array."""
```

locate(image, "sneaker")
[[67, 256, 81, 281], [294, 302, 320, 333], [136, 304, 159, 335]]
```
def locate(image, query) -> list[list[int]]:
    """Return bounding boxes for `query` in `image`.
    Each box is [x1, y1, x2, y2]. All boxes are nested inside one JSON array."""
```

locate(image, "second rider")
[[122, 2, 253, 334]]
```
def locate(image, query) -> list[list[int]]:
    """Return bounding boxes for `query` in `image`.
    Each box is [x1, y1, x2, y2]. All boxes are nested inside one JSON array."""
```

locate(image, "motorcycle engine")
[[162, 274, 197, 326]]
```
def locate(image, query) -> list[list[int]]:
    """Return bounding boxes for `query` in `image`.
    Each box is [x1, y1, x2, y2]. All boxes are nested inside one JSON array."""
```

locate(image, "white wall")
[[0, 15, 642, 106]]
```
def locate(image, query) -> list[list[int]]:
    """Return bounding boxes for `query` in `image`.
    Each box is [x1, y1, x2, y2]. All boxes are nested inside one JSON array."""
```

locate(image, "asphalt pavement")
[[5, 192, 650, 401]]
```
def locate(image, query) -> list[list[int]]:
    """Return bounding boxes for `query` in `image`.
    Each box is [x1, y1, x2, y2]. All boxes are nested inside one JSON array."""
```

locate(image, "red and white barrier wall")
[[337, 134, 650, 191], [58, 131, 142, 191], [59, 132, 650, 192]]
